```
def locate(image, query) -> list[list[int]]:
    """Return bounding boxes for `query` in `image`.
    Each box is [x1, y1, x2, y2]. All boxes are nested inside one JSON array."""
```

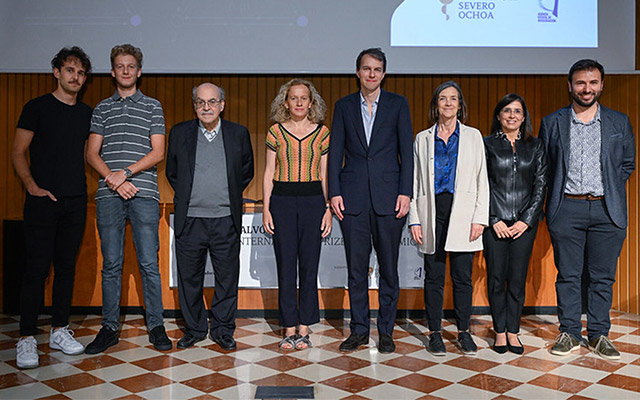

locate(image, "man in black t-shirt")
[[12, 47, 93, 369]]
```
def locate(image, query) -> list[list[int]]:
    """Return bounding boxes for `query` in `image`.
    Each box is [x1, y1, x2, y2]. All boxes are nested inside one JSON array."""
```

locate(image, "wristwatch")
[[123, 168, 133, 178]]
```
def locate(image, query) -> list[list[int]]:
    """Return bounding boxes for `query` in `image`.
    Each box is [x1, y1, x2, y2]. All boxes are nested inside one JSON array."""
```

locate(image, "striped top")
[[266, 123, 330, 182], [90, 90, 166, 201]]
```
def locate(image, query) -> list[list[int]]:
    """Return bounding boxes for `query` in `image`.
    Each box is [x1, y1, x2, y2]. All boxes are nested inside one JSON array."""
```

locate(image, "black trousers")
[[424, 193, 474, 332], [341, 200, 405, 336], [483, 219, 538, 334], [175, 216, 239, 338], [20, 194, 86, 336], [270, 193, 325, 327]]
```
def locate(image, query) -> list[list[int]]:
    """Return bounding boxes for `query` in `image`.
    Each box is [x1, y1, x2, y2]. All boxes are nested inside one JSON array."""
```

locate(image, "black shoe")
[[427, 331, 446, 356], [339, 333, 369, 352], [177, 333, 206, 349], [507, 337, 524, 355], [149, 325, 172, 351], [210, 333, 236, 351], [493, 343, 508, 354], [378, 334, 395, 354], [458, 331, 478, 355], [85, 326, 119, 354]]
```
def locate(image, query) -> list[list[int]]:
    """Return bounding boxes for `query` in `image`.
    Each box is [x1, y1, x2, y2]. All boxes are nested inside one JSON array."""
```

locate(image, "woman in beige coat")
[[408, 81, 489, 356]]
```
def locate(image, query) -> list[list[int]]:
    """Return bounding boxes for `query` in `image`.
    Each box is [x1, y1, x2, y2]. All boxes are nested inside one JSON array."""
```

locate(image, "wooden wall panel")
[[0, 72, 638, 313]]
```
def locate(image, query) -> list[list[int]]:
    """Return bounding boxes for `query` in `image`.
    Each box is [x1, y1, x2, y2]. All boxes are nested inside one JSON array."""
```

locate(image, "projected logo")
[[439, 0, 454, 20], [539, 0, 559, 22]]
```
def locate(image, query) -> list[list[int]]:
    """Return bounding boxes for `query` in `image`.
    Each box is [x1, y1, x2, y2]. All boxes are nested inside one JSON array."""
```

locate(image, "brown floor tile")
[[112, 372, 173, 393], [165, 328, 184, 340], [321, 372, 383, 393], [122, 318, 147, 327], [389, 373, 451, 394], [569, 356, 624, 372], [0, 317, 18, 325], [315, 328, 350, 339], [529, 326, 561, 340], [0, 340, 17, 351], [445, 356, 500, 372], [315, 341, 346, 354], [567, 394, 597, 400], [252, 372, 314, 387], [43, 372, 106, 393], [131, 355, 187, 371], [194, 355, 249, 372], [340, 395, 370, 400], [506, 355, 564, 372], [113, 395, 146, 400], [232, 327, 259, 339], [35, 394, 72, 399], [491, 395, 520, 400], [391, 341, 424, 355], [320, 355, 372, 372], [182, 372, 240, 393], [459, 373, 522, 394], [612, 341, 640, 355], [0, 371, 38, 389], [381, 355, 437, 372], [103, 340, 141, 353], [189, 395, 222, 400], [68, 327, 99, 338], [415, 395, 446, 400], [528, 373, 592, 393], [598, 373, 640, 392], [68, 354, 125, 371], [256, 355, 313, 372], [75, 317, 103, 326], [234, 318, 261, 328], [119, 328, 148, 339]]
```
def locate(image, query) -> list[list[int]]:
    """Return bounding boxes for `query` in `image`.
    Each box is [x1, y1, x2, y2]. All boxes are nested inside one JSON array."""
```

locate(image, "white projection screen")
[[0, 0, 635, 74]]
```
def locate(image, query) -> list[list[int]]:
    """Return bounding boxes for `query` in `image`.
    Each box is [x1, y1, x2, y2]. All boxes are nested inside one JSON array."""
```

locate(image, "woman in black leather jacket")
[[483, 93, 547, 354]]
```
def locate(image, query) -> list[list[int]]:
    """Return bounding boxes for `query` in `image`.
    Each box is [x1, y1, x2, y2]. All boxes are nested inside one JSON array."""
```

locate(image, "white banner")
[[169, 213, 425, 288]]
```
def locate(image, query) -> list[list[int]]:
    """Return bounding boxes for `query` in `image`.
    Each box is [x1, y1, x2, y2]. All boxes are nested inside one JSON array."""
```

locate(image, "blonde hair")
[[270, 79, 326, 123]]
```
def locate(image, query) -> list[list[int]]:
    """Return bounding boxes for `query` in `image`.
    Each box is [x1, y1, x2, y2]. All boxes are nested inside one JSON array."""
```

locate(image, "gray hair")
[[192, 83, 226, 103]]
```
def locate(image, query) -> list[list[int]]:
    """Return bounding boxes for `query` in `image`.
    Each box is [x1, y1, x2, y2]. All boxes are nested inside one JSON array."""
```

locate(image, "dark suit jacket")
[[166, 119, 254, 236], [539, 104, 635, 228], [328, 90, 413, 215]]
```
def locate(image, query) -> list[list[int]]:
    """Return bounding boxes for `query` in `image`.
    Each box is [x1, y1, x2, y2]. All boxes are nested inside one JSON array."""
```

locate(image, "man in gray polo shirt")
[[166, 83, 254, 350], [85, 44, 172, 353]]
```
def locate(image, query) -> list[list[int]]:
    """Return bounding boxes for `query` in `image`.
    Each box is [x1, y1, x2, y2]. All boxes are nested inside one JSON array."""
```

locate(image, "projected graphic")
[[391, 0, 598, 48]]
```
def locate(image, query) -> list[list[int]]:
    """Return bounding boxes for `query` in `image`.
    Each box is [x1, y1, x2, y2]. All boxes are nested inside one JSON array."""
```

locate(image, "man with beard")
[[540, 59, 635, 360], [85, 44, 171, 353]]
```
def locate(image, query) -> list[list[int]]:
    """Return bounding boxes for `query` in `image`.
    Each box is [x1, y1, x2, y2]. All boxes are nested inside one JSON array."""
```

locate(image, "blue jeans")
[[96, 196, 164, 330]]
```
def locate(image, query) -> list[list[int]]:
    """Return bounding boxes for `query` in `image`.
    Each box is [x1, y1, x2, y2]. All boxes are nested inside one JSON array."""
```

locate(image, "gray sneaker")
[[589, 335, 620, 360], [550, 332, 582, 356]]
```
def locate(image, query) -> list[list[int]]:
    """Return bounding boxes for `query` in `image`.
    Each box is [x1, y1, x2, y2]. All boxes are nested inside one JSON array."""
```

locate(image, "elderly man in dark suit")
[[328, 48, 413, 354], [166, 83, 254, 350], [540, 59, 635, 360]]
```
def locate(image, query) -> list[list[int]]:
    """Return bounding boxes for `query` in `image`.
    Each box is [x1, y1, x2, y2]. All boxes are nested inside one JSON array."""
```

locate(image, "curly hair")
[[51, 46, 92, 73], [110, 44, 143, 69], [270, 79, 326, 123]]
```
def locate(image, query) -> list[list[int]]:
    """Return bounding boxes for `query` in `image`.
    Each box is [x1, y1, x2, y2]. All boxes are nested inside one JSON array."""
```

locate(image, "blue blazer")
[[328, 90, 413, 215], [165, 119, 254, 236], [539, 105, 635, 228]]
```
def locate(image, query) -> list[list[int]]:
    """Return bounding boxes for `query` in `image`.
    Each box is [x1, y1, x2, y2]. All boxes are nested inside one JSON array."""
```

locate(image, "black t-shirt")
[[17, 94, 92, 197]]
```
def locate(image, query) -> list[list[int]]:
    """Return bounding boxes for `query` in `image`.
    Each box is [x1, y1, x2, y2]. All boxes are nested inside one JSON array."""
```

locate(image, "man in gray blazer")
[[540, 59, 635, 360]]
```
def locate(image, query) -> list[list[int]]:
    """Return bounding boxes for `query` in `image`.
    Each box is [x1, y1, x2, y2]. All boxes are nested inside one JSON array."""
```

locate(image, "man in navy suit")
[[540, 59, 635, 360], [166, 83, 254, 351], [328, 48, 413, 353]]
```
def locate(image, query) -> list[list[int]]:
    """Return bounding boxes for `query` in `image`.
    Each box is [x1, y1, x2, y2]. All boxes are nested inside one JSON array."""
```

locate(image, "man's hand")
[[263, 211, 275, 235], [410, 224, 423, 245], [469, 223, 485, 242], [331, 196, 345, 221], [395, 194, 410, 218], [105, 169, 127, 191], [116, 181, 139, 200], [27, 183, 57, 202], [492, 220, 511, 239]]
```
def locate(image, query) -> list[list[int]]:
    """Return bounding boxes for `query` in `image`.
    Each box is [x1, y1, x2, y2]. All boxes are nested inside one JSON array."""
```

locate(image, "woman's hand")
[[320, 208, 332, 238], [508, 220, 528, 239], [469, 223, 485, 242], [410, 224, 423, 245], [492, 220, 511, 239], [263, 211, 275, 234]]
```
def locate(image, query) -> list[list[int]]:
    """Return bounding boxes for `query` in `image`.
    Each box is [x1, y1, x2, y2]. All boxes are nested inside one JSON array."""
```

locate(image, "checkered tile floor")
[[1, 312, 640, 399]]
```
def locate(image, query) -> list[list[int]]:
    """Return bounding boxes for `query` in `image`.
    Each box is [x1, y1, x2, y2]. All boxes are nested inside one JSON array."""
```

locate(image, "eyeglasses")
[[501, 108, 523, 116], [194, 98, 222, 109]]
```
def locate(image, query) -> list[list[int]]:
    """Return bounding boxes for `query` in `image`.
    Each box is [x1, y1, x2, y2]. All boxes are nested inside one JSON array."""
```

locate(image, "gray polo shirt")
[[90, 90, 166, 201]]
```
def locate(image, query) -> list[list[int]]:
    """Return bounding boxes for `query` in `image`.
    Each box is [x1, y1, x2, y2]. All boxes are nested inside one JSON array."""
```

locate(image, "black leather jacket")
[[484, 133, 547, 226]]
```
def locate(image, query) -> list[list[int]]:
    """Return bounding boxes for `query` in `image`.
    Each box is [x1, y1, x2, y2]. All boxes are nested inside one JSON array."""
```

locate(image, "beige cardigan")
[[408, 123, 489, 254]]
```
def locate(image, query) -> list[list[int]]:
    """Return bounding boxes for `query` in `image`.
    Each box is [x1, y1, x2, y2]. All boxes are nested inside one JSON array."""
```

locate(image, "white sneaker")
[[16, 336, 39, 369], [49, 326, 85, 355]]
